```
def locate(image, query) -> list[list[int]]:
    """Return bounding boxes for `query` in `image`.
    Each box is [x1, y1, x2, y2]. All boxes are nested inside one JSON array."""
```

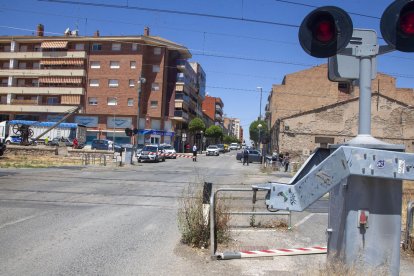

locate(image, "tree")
[[204, 125, 223, 143], [223, 135, 239, 144], [188, 118, 205, 133], [249, 120, 268, 146]]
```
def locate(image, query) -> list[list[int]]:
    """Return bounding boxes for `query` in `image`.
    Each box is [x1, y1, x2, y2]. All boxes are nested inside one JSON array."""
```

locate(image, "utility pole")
[[137, 76, 146, 149], [257, 87, 262, 120]]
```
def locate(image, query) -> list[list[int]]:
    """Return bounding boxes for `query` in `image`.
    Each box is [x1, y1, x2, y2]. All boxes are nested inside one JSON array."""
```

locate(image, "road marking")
[[0, 215, 37, 229], [293, 214, 315, 228], [293, 213, 328, 228], [230, 229, 282, 232]]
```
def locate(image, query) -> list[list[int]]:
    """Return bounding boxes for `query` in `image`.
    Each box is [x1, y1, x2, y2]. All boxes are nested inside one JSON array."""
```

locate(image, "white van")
[[230, 143, 239, 150]]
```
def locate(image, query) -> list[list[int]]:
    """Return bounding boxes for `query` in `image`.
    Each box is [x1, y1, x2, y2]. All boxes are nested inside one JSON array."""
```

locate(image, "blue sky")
[[1, 0, 413, 143]]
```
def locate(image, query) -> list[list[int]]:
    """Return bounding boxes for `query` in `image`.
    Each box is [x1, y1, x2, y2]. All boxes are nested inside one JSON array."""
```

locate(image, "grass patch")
[[177, 183, 231, 248]]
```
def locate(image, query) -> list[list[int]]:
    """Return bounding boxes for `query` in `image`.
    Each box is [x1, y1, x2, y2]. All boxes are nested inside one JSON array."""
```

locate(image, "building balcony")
[[0, 51, 86, 59], [175, 92, 190, 103], [173, 110, 189, 122], [215, 114, 223, 121], [0, 103, 79, 113], [215, 107, 223, 115], [0, 69, 85, 77], [0, 86, 84, 95], [174, 101, 189, 111]]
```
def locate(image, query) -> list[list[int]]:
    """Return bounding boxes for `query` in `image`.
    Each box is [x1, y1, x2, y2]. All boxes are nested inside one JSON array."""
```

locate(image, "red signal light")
[[314, 20, 335, 43], [299, 6, 353, 58], [400, 10, 414, 35]]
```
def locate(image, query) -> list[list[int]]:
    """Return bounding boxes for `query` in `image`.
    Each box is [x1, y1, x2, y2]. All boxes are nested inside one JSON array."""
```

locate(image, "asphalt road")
[[0, 151, 412, 275]]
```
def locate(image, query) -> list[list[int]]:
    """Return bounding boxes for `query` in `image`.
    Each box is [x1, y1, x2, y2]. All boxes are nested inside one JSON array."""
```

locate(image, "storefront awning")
[[41, 41, 68, 49], [38, 76, 83, 84], [40, 59, 84, 65]]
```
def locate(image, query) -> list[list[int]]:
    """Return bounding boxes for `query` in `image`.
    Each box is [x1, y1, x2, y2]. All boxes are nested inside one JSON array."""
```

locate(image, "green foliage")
[[223, 135, 239, 144], [188, 118, 205, 133], [204, 125, 223, 140], [249, 120, 268, 145]]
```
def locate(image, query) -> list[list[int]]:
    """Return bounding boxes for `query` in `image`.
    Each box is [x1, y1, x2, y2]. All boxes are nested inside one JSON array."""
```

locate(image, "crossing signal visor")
[[381, 0, 414, 52], [299, 6, 353, 58]]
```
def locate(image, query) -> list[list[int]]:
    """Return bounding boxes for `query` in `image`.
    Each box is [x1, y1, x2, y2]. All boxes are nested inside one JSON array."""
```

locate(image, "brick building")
[[202, 95, 224, 126], [266, 64, 414, 160], [0, 24, 207, 147]]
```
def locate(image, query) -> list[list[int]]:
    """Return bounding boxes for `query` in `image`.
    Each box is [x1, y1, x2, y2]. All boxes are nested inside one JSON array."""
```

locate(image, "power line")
[[273, 0, 381, 19], [38, 0, 300, 28]]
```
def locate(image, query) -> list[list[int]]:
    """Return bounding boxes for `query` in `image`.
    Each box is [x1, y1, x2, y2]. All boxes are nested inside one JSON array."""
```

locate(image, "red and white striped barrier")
[[146, 152, 193, 159], [218, 246, 327, 260]]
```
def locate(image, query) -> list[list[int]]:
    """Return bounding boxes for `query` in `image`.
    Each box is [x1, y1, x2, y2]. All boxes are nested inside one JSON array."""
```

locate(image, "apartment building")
[[0, 24, 201, 146], [172, 60, 206, 151], [223, 117, 241, 140], [202, 95, 224, 126]]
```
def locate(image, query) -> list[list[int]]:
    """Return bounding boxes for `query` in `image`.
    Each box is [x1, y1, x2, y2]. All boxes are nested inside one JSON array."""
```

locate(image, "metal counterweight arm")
[[253, 146, 414, 212]]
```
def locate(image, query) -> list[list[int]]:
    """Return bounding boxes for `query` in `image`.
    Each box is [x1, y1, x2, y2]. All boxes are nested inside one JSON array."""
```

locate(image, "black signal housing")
[[381, 0, 414, 52], [299, 6, 353, 58]]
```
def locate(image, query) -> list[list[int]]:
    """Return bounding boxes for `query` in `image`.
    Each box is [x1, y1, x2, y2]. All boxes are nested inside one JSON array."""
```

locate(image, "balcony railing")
[[175, 93, 190, 103], [11, 99, 39, 105], [174, 110, 189, 120]]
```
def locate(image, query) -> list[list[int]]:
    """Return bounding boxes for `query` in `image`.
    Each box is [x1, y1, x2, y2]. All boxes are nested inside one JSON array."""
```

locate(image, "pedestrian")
[[243, 147, 249, 166], [283, 153, 290, 172], [192, 144, 197, 162], [45, 136, 49, 145], [73, 137, 78, 149]]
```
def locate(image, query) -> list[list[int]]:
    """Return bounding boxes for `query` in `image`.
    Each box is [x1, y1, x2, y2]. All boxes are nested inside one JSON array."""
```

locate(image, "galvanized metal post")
[[358, 57, 372, 135], [328, 54, 403, 275]]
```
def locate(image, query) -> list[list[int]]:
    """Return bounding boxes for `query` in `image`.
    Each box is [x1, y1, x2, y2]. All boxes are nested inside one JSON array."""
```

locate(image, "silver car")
[[206, 145, 220, 156]]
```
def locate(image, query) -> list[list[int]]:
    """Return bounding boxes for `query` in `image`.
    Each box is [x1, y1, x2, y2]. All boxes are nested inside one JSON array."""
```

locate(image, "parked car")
[[91, 139, 122, 153], [49, 137, 73, 147], [5, 135, 21, 145], [206, 145, 220, 156], [224, 144, 230, 152], [229, 143, 239, 150], [162, 145, 177, 159], [138, 145, 166, 162], [0, 142, 5, 156], [236, 149, 263, 163], [217, 144, 225, 153]]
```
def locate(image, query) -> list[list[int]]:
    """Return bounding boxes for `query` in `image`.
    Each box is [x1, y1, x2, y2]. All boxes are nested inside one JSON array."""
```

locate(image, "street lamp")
[[136, 76, 146, 148], [112, 97, 118, 145], [200, 130, 204, 153], [257, 123, 262, 150], [258, 123, 263, 163]]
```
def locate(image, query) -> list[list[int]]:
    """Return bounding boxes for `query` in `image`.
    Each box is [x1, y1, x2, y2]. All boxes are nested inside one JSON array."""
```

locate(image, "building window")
[[2, 62, 9, 68], [89, 79, 99, 87], [0, 96, 7, 104], [152, 65, 160, 73], [132, 43, 139, 51], [129, 80, 135, 87], [90, 61, 100, 69], [46, 97, 59, 105], [17, 79, 25, 86], [88, 97, 98, 105], [130, 61, 136, 69], [127, 98, 134, 106], [20, 45, 28, 52], [18, 62, 26, 69], [107, 97, 118, 106], [112, 43, 121, 51], [110, 61, 120, 69], [150, 100, 158, 108], [154, 47, 161, 55], [108, 79, 119, 87], [151, 83, 160, 91], [32, 80, 39, 87], [75, 43, 84, 50], [33, 62, 40, 69], [92, 43, 102, 51]]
